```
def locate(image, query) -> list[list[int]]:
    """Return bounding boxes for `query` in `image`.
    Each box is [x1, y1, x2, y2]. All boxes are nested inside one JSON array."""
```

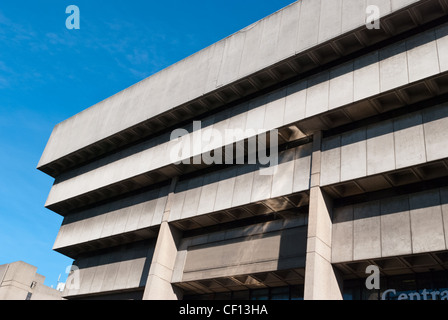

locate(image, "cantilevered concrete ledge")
[[44, 64, 448, 214], [37, 0, 446, 178]]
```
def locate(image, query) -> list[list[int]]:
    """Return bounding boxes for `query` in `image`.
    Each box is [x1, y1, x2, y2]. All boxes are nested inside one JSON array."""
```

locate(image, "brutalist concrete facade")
[[39, 0, 448, 300], [0, 261, 63, 300]]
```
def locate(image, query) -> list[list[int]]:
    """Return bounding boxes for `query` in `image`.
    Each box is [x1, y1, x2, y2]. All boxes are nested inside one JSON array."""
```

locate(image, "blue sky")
[[0, 0, 296, 289]]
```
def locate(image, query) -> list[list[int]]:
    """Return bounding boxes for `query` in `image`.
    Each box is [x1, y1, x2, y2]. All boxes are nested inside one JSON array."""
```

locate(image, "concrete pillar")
[[303, 132, 343, 300], [142, 177, 183, 300]]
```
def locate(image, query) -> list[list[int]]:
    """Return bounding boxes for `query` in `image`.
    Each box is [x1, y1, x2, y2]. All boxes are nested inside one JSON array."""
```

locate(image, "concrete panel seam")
[[421, 113, 429, 164], [307, 236, 332, 260], [439, 189, 448, 250], [407, 193, 415, 254]]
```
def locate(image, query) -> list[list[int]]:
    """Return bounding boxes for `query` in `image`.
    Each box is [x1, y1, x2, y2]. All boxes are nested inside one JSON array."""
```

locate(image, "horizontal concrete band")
[[52, 144, 312, 253], [64, 239, 156, 298], [38, 0, 426, 169], [52, 186, 169, 251], [332, 186, 448, 263], [54, 97, 448, 252], [64, 217, 307, 298], [320, 103, 448, 186], [167, 144, 312, 222], [44, 25, 448, 210], [173, 216, 307, 283]]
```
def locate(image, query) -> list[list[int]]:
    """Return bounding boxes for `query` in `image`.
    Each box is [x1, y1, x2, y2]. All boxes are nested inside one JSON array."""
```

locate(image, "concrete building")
[[38, 0, 448, 300], [0, 261, 63, 300]]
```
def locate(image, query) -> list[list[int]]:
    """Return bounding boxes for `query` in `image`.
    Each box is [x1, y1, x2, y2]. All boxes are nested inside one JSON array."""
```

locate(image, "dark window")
[[250, 289, 269, 300], [183, 285, 304, 300], [343, 271, 448, 300], [271, 287, 290, 300]]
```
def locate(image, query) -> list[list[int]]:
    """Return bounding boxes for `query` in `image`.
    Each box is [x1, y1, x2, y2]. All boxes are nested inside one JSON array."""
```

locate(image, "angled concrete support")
[[143, 178, 183, 300], [304, 132, 343, 300]]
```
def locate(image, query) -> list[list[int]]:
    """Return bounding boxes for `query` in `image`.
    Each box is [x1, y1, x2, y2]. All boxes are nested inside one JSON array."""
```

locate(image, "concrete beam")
[[38, 0, 426, 170], [143, 178, 184, 300], [43, 31, 448, 210], [304, 133, 343, 300], [332, 187, 448, 262], [320, 103, 448, 187], [304, 186, 343, 300], [142, 222, 183, 300]]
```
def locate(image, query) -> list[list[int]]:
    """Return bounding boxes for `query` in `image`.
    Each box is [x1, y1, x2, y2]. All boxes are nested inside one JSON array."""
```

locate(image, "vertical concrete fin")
[[304, 132, 343, 300], [143, 177, 183, 300]]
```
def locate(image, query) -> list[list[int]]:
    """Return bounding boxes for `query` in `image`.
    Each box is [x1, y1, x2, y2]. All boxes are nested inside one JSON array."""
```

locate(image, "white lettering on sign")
[[381, 288, 448, 300]]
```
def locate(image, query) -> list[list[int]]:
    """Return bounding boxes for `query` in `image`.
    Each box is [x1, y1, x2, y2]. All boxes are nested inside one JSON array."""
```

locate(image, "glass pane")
[[290, 285, 304, 300], [343, 291, 354, 300], [233, 290, 250, 300], [251, 288, 269, 300], [271, 287, 289, 300], [215, 292, 232, 300], [431, 271, 448, 290]]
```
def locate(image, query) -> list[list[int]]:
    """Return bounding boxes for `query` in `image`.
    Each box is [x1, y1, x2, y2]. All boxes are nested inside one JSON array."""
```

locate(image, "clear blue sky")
[[0, 0, 296, 288]]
